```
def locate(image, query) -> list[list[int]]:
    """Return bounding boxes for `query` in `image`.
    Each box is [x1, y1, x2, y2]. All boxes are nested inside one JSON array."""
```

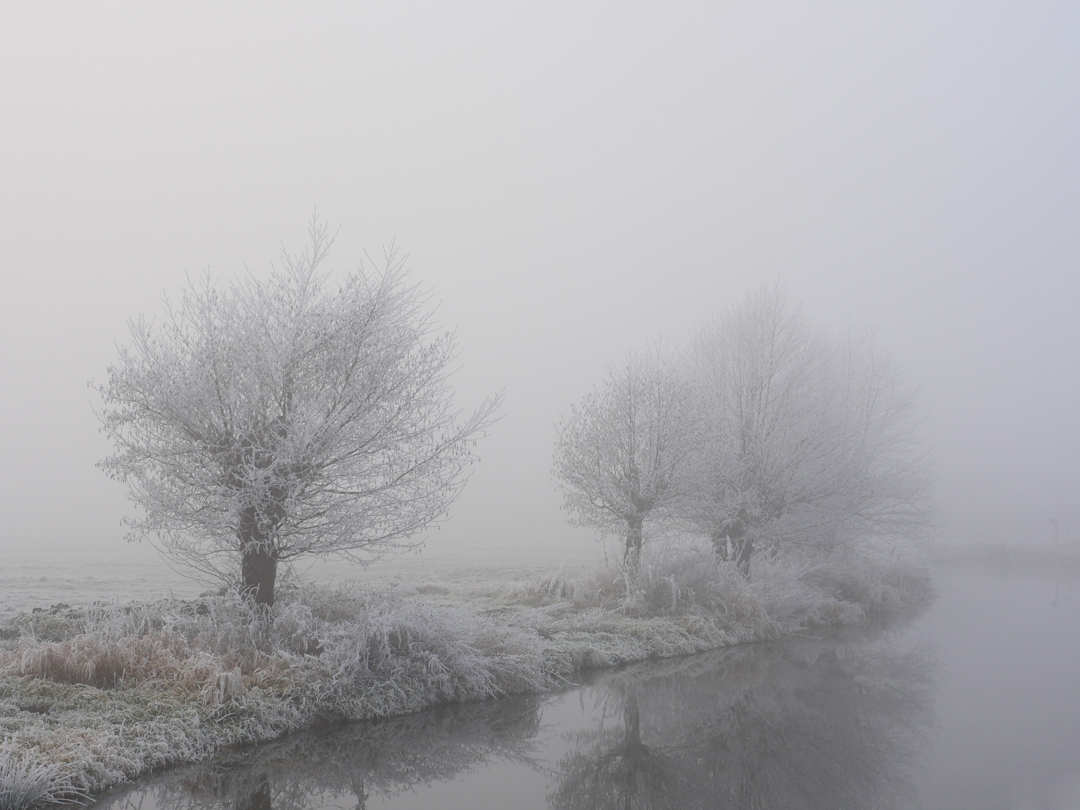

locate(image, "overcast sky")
[[1, 2, 1077, 562]]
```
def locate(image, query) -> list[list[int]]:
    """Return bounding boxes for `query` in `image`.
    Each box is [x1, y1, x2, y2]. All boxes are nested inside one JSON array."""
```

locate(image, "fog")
[[1, 2, 1077, 560]]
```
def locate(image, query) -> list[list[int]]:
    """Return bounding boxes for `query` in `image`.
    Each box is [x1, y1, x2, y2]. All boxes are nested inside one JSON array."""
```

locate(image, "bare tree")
[[94, 218, 500, 606], [553, 344, 693, 566], [684, 286, 932, 572]]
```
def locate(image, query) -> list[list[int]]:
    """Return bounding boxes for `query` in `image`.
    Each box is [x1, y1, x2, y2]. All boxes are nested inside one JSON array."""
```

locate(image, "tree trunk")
[[710, 528, 725, 559], [625, 514, 643, 568], [712, 518, 753, 577], [734, 535, 754, 576], [241, 545, 277, 607], [239, 507, 278, 607]]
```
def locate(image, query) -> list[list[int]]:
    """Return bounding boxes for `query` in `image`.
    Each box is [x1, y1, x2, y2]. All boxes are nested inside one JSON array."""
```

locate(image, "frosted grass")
[[0, 541, 931, 804], [0, 738, 86, 810]]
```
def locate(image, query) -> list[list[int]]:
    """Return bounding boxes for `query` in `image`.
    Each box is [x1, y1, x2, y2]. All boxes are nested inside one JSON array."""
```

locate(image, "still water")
[[93, 573, 1080, 810]]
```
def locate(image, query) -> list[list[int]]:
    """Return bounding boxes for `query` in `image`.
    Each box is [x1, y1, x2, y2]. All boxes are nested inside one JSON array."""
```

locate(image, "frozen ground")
[[0, 537, 610, 621]]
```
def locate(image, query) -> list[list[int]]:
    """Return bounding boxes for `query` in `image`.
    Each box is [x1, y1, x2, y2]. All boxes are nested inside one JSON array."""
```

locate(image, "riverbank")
[[0, 541, 932, 808]]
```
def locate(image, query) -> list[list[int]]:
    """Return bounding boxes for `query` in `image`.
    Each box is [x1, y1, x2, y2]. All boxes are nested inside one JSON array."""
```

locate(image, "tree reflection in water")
[[550, 635, 935, 810], [96, 693, 545, 810], [95, 628, 934, 810]]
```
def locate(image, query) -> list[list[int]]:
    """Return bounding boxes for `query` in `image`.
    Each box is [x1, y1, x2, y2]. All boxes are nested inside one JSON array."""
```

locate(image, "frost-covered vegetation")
[[0, 541, 931, 804], [0, 738, 86, 810], [91, 613, 934, 810], [554, 287, 933, 571], [93, 218, 500, 607], [32, 228, 939, 806]]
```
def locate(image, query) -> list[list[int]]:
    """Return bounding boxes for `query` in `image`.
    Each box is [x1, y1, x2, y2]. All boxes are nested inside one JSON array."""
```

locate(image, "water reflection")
[[97, 629, 934, 809], [99, 694, 545, 809], [551, 637, 935, 810]]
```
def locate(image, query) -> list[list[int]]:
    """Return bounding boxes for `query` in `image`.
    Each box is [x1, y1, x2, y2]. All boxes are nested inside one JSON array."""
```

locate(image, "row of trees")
[[552, 287, 932, 570], [96, 218, 930, 607]]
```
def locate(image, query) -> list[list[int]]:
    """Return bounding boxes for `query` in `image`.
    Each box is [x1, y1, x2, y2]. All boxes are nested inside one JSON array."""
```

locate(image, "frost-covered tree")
[[95, 218, 500, 606], [684, 286, 932, 572], [553, 345, 693, 566]]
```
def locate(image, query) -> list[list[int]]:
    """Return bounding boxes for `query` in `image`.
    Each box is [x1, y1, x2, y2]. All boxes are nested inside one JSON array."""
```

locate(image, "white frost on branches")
[[552, 344, 695, 564], [553, 286, 932, 572], [684, 285, 933, 566], [94, 218, 500, 595]]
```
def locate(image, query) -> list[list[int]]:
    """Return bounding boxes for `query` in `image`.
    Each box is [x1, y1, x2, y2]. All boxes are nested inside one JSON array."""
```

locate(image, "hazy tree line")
[[95, 218, 931, 608], [552, 286, 933, 572]]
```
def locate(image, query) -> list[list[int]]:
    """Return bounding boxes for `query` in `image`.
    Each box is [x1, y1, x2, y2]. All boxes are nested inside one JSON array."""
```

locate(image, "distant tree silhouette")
[[683, 285, 932, 572], [553, 343, 694, 566]]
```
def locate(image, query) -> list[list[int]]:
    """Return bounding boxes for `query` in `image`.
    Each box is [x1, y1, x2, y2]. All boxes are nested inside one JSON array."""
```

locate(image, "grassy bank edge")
[[0, 544, 933, 808]]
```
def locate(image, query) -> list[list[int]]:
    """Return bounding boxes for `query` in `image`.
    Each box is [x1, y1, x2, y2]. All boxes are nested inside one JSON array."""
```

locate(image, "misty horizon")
[[1, 3, 1077, 561]]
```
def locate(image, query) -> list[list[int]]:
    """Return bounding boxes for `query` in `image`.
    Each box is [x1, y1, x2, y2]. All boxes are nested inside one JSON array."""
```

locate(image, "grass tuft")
[[0, 738, 86, 809]]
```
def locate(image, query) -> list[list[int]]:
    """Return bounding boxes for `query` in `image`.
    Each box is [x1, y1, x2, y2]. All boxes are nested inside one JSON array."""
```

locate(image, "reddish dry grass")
[[3, 630, 285, 705]]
